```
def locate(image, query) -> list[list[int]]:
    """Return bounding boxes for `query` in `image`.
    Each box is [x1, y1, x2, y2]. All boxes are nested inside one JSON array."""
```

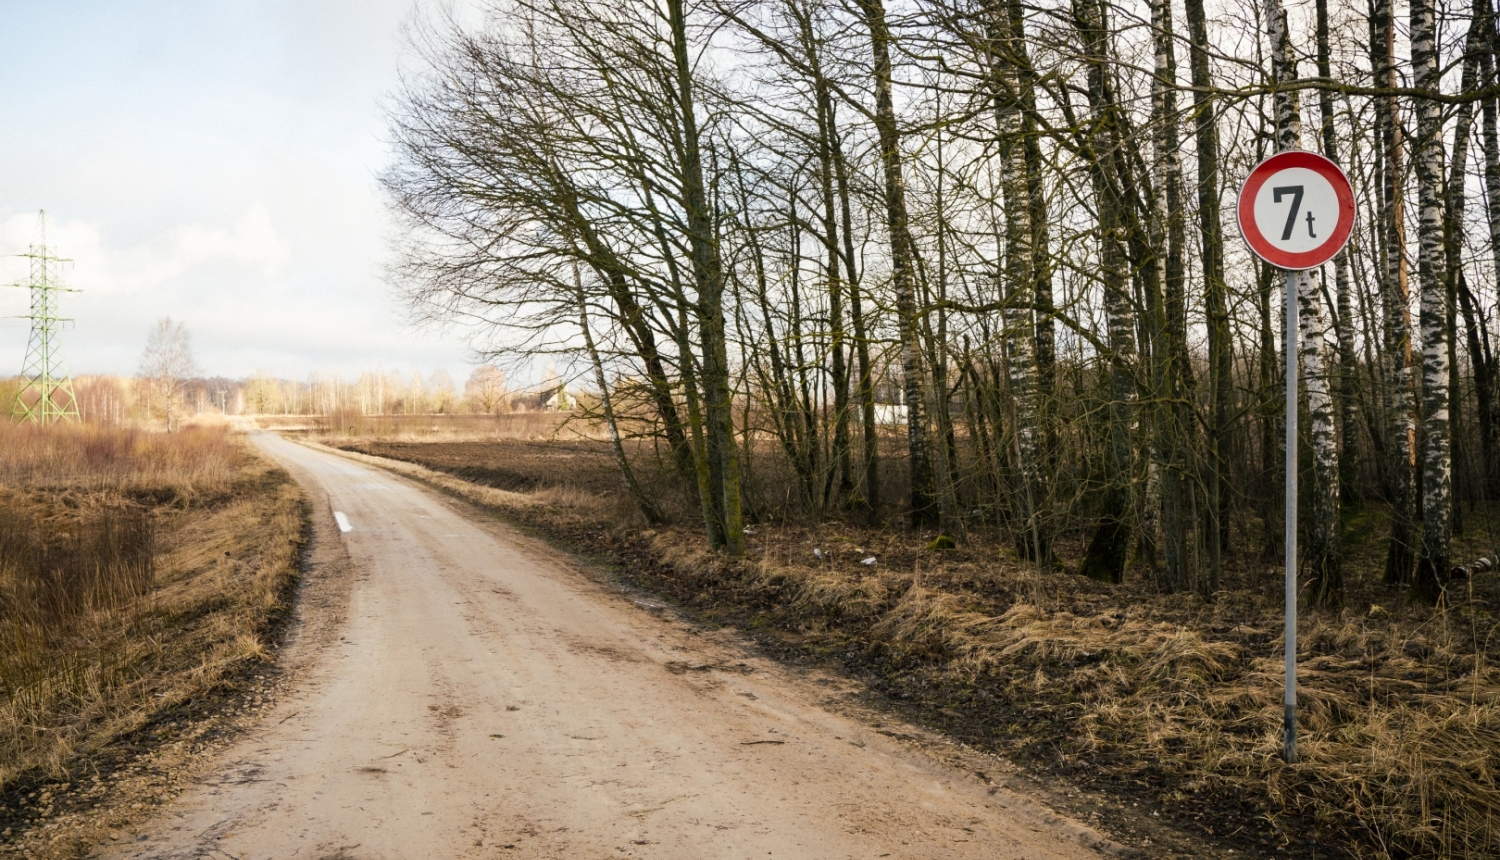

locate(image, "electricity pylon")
[[10, 211, 79, 424]]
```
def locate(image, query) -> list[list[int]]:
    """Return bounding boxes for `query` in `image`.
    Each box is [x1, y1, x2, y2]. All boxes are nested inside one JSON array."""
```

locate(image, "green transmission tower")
[[10, 211, 79, 424]]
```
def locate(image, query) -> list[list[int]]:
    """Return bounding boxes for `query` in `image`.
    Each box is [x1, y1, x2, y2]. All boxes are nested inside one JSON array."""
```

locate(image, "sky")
[[0, 0, 486, 385]]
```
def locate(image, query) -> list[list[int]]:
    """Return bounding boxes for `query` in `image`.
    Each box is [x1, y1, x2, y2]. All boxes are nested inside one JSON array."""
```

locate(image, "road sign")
[[1238, 148, 1356, 765], [1236, 150, 1354, 270]]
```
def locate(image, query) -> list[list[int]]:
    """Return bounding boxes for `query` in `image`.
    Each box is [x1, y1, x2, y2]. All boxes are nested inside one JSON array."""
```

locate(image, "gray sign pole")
[[1283, 268, 1298, 765]]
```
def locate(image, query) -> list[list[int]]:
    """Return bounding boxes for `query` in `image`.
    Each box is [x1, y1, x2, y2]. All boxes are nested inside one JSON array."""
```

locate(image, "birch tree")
[[1267, 0, 1340, 607], [1410, 0, 1451, 603], [138, 317, 200, 433], [855, 0, 939, 530], [1075, 0, 1137, 584], [1372, 0, 1419, 585]]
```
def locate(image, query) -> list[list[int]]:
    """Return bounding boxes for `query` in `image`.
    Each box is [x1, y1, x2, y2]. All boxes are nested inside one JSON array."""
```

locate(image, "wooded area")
[[382, 0, 1500, 609]]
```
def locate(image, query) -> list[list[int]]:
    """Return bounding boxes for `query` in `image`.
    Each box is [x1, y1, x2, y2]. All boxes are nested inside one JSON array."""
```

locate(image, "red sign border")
[[1236, 150, 1355, 270]]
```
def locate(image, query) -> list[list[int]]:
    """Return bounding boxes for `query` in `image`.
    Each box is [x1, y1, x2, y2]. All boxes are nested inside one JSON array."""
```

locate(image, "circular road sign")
[[1237, 150, 1354, 270]]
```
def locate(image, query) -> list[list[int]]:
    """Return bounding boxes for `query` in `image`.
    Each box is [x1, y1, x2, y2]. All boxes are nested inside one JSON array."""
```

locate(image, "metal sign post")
[[1236, 150, 1354, 765], [1283, 268, 1298, 764]]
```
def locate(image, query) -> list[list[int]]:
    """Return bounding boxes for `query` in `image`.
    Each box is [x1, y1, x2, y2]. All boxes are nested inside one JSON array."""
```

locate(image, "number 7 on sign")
[[1273, 185, 1305, 240]]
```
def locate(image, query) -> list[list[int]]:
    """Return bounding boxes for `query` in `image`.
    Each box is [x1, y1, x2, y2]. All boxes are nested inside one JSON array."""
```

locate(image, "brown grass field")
[[328, 432, 1500, 860], [0, 420, 305, 857]]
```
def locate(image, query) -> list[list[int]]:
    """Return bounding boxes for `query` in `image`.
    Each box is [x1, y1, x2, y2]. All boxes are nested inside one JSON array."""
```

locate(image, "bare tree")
[[855, 0, 939, 530], [465, 365, 511, 414], [1372, 0, 1418, 586], [1073, 0, 1137, 584], [378, 0, 1500, 616], [138, 317, 200, 432]]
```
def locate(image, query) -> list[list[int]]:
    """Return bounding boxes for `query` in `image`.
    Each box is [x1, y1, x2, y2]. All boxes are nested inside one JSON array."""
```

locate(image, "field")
[[0, 420, 305, 858], [256, 410, 593, 440], [329, 433, 1500, 860]]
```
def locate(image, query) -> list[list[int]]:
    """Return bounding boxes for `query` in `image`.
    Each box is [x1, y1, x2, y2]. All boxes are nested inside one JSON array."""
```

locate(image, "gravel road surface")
[[94, 433, 1117, 860]]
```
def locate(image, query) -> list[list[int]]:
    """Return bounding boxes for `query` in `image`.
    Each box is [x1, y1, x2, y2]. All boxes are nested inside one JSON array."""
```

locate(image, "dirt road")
[[96, 433, 1118, 860]]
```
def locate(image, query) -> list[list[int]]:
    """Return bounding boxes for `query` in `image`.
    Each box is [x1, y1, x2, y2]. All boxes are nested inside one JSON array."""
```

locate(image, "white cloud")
[[122, 207, 292, 291], [0, 207, 290, 298]]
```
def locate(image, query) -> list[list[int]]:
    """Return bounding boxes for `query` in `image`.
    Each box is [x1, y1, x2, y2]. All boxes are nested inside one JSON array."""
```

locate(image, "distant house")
[[539, 383, 571, 411], [865, 379, 910, 425]]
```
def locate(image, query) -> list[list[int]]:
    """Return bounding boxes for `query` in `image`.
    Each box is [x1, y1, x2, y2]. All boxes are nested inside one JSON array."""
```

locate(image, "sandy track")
[[94, 433, 1116, 860]]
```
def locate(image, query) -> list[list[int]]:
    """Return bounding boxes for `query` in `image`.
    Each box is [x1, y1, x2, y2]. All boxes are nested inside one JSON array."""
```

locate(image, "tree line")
[[240, 365, 520, 416], [383, 0, 1500, 607], [17, 363, 534, 424]]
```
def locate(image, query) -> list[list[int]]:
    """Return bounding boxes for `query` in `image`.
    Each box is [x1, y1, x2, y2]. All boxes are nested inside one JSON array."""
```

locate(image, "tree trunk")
[[551, 172, 695, 482], [831, 115, 881, 517], [575, 265, 662, 525], [926, 95, 963, 540], [667, 0, 745, 555], [1411, 0, 1452, 602], [814, 76, 854, 506], [1185, 0, 1231, 589], [1075, 0, 1137, 584], [1460, 275, 1497, 502], [1373, 0, 1419, 584], [1479, 14, 1500, 493], [1258, 258, 1281, 561], [1443, 0, 1488, 530], [990, 0, 1047, 564], [785, 197, 823, 507], [1153, 0, 1193, 594], [634, 176, 723, 546], [856, 0, 937, 528], [1316, 0, 1362, 506], [1017, 0, 1058, 542], [1269, 0, 1341, 609]]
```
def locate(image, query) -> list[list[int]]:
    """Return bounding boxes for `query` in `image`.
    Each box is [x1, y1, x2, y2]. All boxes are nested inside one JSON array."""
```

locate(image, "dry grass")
[[326, 434, 1500, 860], [648, 535, 1493, 858], [720, 530, 1500, 860], [323, 437, 652, 524], [0, 423, 237, 493], [0, 420, 305, 794]]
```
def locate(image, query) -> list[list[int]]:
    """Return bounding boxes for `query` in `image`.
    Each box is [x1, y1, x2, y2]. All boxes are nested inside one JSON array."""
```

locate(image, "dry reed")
[[0, 420, 304, 793]]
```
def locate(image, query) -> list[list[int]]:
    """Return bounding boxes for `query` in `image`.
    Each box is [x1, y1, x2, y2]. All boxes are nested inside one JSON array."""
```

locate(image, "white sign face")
[[1250, 167, 1342, 256], [1237, 150, 1355, 270]]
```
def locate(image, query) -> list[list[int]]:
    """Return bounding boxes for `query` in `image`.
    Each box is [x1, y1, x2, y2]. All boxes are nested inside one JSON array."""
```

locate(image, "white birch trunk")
[[1411, 0, 1452, 600], [1267, 0, 1341, 606], [991, 1, 1045, 564], [1373, 0, 1419, 584]]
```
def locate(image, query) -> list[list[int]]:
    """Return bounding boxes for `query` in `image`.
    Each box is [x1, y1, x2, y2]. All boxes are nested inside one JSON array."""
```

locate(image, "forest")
[[382, 0, 1500, 611]]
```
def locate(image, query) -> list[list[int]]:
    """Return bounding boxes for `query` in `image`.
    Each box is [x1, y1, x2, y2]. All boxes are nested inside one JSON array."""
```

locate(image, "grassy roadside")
[[0, 423, 306, 858], [326, 436, 1500, 860]]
